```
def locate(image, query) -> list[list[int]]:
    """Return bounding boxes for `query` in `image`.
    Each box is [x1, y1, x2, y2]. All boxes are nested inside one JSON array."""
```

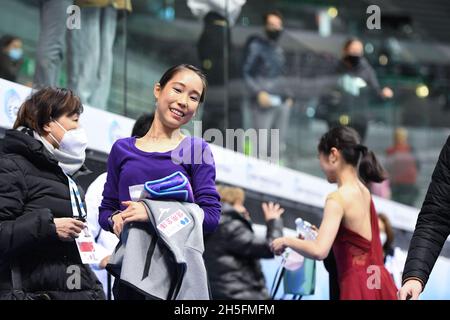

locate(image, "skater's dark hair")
[[318, 126, 387, 183]]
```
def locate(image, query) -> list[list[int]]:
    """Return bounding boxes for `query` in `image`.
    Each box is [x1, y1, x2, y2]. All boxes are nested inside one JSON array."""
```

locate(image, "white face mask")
[[49, 120, 88, 175], [380, 232, 387, 246]]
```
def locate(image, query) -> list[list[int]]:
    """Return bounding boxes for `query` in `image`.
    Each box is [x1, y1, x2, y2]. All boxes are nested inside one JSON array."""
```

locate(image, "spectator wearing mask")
[[84, 112, 154, 299], [323, 38, 393, 141], [204, 186, 285, 300], [0, 87, 104, 300], [0, 35, 23, 82], [337, 38, 393, 100], [242, 10, 294, 160]]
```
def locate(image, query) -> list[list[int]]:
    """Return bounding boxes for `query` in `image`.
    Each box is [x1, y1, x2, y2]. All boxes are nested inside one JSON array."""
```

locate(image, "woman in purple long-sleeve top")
[[99, 64, 221, 241]]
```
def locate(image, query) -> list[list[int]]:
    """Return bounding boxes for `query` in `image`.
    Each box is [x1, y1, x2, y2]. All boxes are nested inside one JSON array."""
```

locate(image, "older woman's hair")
[[13, 87, 83, 135], [218, 186, 245, 205]]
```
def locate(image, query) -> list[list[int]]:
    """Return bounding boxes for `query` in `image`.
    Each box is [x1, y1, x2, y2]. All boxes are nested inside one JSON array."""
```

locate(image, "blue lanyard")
[[67, 175, 87, 220]]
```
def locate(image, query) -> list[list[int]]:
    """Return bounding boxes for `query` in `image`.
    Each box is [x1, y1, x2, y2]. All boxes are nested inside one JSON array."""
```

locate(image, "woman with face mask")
[[378, 213, 406, 290], [0, 35, 23, 83], [99, 64, 221, 300], [0, 87, 105, 300], [271, 126, 398, 300]]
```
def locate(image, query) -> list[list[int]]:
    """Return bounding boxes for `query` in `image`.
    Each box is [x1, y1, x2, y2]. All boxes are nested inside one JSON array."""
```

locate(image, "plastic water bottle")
[[295, 218, 317, 240]]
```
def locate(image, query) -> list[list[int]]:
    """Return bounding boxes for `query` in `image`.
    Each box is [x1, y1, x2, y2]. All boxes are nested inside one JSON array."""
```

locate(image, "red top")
[[330, 193, 398, 300], [385, 144, 417, 184]]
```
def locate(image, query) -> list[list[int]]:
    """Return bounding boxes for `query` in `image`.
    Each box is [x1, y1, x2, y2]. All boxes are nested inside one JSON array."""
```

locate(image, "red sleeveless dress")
[[330, 193, 398, 300]]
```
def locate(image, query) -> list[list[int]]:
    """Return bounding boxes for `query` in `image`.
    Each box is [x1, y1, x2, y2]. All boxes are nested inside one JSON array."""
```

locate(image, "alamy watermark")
[[366, 5, 381, 30], [173, 121, 280, 166], [67, 5, 81, 30], [366, 265, 381, 290], [66, 265, 81, 290]]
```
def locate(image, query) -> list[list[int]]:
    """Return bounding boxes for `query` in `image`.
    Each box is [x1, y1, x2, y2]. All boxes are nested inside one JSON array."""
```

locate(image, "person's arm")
[[224, 218, 274, 259], [98, 142, 122, 232], [401, 136, 450, 291], [365, 65, 381, 94], [191, 142, 221, 233], [0, 157, 58, 260], [225, 202, 284, 259], [271, 194, 344, 260], [263, 202, 284, 243], [365, 64, 393, 99]]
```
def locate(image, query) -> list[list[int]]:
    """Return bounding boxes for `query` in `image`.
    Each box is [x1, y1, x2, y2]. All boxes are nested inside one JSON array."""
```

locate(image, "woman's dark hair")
[[13, 87, 83, 135], [0, 34, 20, 50], [378, 213, 394, 256], [343, 37, 362, 51], [158, 64, 207, 103], [263, 10, 283, 24], [318, 126, 387, 183], [132, 112, 154, 138]]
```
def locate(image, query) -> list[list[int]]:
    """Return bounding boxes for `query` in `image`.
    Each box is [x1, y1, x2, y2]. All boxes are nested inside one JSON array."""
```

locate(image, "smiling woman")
[[152, 64, 207, 131], [99, 64, 221, 300]]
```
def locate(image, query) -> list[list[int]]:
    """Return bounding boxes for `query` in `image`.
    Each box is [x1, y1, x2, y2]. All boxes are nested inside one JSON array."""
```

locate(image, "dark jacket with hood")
[[204, 203, 283, 300], [402, 135, 450, 289], [0, 128, 104, 300]]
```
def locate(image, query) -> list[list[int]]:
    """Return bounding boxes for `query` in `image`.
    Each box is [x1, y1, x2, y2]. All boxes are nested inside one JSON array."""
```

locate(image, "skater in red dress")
[[271, 126, 398, 300]]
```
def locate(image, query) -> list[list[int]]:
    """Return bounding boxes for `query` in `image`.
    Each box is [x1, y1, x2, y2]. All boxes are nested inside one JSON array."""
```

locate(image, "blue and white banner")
[[0, 78, 134, 154]]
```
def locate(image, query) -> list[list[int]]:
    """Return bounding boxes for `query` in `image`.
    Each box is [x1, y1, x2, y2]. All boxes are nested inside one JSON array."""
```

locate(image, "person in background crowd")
[[385, 127, 419, 206], [197, 10, 231, 136], [67, 0, 132, 109], [204, 186, 284, 300], [84, 112, 154, 299], [338, 38, 394, 100], [33, 0, 73, 89], [378, 213, 406, 289], [0, 35, 23, 82], [399, 135, 450, 300], [321, 38, 394, 141], [242, 10, 294, 160], [0, 87, 104, 300], [189, 0, 246, 137], [98, 64, 221, 299], [271, 126, 398, 299]]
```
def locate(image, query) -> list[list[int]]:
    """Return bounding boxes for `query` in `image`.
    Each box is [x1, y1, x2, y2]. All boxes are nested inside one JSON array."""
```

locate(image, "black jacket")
[[402, 135, 450, 289], [0, 52, 22, 82], [204, 203, 283, 300], [242, 35, 291, 100], [0, 129, 104, 300]]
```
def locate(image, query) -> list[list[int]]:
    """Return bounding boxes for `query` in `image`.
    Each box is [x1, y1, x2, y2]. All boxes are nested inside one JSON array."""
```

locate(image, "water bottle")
[[295, 218, 317, 240]]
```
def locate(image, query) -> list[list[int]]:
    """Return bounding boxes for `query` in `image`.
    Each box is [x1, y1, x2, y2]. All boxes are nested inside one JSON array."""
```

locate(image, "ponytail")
[[318, 126, 387, 184], [358, 148, 387, 183]]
